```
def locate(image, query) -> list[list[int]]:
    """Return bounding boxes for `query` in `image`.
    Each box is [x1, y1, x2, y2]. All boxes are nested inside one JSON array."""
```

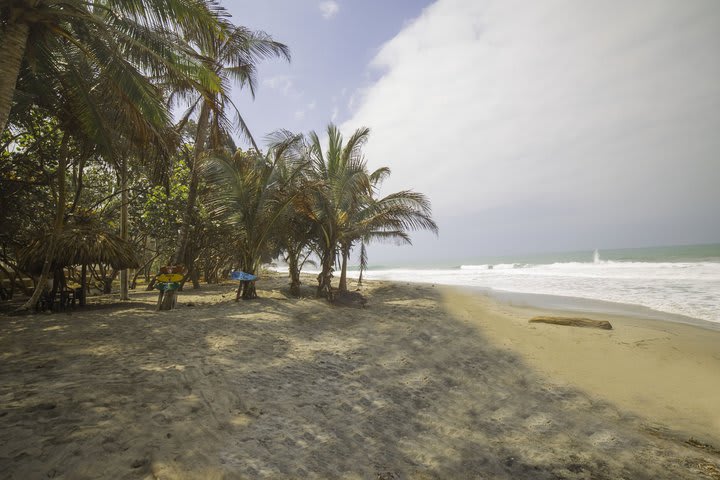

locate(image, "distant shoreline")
[[334, 250, 720, 324]]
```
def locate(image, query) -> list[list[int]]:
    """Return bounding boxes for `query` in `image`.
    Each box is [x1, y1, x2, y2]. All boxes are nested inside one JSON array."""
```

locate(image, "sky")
[[225, 0, 720, 265]]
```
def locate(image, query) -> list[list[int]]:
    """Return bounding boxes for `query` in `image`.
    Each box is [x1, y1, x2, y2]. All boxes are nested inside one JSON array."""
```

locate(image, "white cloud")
[[294, 110, 306, 120], [318, 0, 339, 19], [262, 75, 296, 96], [343, 0, 720, 252], [331, 106, 339, 122], [347, 88, 368, 111]]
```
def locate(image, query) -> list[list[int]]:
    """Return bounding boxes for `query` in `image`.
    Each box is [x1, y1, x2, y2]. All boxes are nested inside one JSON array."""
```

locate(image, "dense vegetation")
[[0, 1, 437, 310]]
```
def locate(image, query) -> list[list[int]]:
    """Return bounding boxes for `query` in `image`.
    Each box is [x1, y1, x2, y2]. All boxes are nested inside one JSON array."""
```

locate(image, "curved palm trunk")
[[161, 102, 211, 310], [174, 101, 210, 265], [0, 260, 32, 297], [0, 21, 30, 135], [131, 252, 160, 289]]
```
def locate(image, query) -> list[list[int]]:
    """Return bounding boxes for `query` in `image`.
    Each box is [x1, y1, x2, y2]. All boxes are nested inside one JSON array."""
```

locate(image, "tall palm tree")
[[3, 0, 223, 309], [204, 131, 305, 301], [12, 42, 189, 310], [0, 0, 224, 136], [168, 24, 291, 282]]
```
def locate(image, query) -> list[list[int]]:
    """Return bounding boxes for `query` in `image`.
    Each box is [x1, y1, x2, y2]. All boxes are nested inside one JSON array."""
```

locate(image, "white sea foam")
[[349, 261, 720, 324]]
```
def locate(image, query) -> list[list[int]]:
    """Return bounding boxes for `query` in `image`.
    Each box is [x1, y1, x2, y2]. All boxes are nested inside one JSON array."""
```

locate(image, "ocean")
[[346, 244, 720, 325]]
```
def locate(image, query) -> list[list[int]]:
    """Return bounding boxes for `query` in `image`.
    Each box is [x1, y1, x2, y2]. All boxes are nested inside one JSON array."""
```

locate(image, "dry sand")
[[0, 276, 718, 479]]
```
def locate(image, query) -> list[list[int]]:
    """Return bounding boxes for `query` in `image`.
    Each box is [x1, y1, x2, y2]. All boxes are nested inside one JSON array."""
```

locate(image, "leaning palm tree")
[[167, 24, 291, 292], [12, 37, 187, 310], [204, 131, 305, 300], [339, 188, 438, 292], [0, 0, 224, 136]]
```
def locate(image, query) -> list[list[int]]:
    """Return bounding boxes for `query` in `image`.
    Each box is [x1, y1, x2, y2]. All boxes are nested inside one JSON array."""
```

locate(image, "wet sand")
[[444, 287, 720, 447], [0, 276, 718, 479]]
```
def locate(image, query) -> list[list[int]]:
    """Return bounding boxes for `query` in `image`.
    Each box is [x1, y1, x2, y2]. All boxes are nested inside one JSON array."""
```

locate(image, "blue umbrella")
[[231, 271, 258, 281]]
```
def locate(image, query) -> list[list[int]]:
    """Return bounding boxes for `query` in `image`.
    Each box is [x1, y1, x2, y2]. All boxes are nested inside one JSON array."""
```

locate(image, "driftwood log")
[[529, 316, 613, 330]]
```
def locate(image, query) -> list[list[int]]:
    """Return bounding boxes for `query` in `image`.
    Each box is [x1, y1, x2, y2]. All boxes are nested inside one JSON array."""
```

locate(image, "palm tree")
[[167, 24, 291, 291], [2, 1, 229, 309], [278, 204, 316, 297], [303, 124, 438, 298], [204, 131, 305, 301], [0, 0, 224, 136], [302, 124, 375, 299], [272, 137, 316, 296], [338, 187, 438, 292]]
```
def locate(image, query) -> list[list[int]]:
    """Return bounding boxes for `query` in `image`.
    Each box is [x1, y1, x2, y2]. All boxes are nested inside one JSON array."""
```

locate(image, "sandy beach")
[[1, 276, 719, 479]]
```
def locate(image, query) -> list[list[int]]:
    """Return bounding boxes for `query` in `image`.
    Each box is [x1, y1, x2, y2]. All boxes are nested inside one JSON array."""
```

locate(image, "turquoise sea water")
[[350, 243, 720, 324]]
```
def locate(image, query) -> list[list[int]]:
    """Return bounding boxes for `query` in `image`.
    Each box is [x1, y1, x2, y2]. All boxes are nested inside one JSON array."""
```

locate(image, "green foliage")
[[204, 134, 305, 279], [0, 4, 438, 305]]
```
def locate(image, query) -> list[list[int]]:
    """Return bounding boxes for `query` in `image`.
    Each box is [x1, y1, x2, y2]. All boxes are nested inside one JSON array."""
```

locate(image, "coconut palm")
[[204, 131, 305, 301], [338, 187, 438, 292], [12, 39, 188, 310], [272, 138, 316, 296], [302, 124, 375, 299], [0, 0, 224, 137], [167, 24, 291, 291], [302, 124, 438, 298], [2, 0, 228, 309]]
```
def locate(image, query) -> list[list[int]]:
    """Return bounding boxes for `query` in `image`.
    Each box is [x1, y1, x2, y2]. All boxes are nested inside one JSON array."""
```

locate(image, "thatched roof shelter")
[[19, 220, 139, 274]]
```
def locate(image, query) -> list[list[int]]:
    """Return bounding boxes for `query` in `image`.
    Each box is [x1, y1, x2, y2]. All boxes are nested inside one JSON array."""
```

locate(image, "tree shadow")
[[0, 281, 717, 479]]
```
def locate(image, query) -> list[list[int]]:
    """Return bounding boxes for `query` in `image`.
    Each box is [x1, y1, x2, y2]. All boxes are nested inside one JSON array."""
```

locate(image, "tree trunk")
[[316, 247, 335, 301], [235, 259, 258, 301], [19, 134, 68, 311], [119, 156, 130, 300], [0, 262, 14, 299], [241, 281, 257, 300], [172, 101, 210, 266], [287, 250, 301, 297], [80, 264, 87, 306], [102, 269, 117, 294], [131, 252, 160, 289], [0, 21, 30, 136], [338, 244, 350, 293], [0, 260, 32, 298], [162, 103, 211, 311], [190, 267, 200, 289], [159, 284, 176, 310]]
